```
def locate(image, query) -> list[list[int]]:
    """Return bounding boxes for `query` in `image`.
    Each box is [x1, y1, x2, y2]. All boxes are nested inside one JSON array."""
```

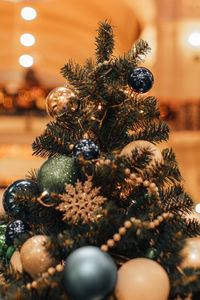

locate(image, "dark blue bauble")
[[62, 246, 117, 300], [3, 179, 38, 218], [128, 67, 154, 93], [5, 219, 30, 246], [73, 139, 100, 160]]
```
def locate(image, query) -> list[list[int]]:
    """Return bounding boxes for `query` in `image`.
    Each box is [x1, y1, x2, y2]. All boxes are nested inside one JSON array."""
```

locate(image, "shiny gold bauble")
[[10, 251, 23, 273], [120, 140, 163, 167], [180, 237, 200, 269], [20, 235, 56, 277], [46, 86, 77, 118], [115, 258, 170, 300]]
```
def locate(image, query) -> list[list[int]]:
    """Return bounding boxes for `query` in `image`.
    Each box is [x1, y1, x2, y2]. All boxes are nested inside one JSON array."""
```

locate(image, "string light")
[[21, 7, 37, 21], [20, 33, 35, 47], [195, 203, 200, 214]]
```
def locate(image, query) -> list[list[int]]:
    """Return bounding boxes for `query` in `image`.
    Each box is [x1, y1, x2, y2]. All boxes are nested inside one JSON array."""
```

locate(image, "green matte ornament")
[[37, 155, 81, 194], [145, 247, 158, 260]]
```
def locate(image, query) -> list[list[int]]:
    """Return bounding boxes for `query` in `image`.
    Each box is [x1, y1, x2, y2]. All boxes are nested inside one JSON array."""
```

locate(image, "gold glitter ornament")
[[46, 86, 77, 118], [20, 235, 57, 277]]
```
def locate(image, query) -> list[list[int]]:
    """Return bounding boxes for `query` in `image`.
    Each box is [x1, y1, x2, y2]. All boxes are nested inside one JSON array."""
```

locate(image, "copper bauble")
[[180, 237, 200, 269], [10, 251, 23, 273], [20, 235, 56, 276], [120, 140, 163, 167], [46, 86, 77, 118], [115, 258, 170, 300]]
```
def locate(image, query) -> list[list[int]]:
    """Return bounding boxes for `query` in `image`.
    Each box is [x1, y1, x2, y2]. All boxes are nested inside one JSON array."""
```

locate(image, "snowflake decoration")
[[56, 177, 107, 224]]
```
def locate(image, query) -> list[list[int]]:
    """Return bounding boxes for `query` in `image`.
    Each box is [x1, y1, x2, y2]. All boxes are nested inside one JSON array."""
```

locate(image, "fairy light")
[[195, 203, 200, 214], [97, 104, 102, 110]]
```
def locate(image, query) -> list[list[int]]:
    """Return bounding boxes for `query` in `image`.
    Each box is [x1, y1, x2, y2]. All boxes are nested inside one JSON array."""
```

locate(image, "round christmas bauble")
[[46, 86, 77, 118], [73, 139, 100, 160], [62, 246, 117, 300], [115, 258, 170, 300], [20, 235, 56, 277], [37, 155, 81, 194], [120, 140, 163, 167], [5, 220, 30, 246], [180, 237, 200, 269], [10, 251, 23, 273], [3, 179, 38, 218], [144, 247, 158, 260], [128, 67, 154, 93]]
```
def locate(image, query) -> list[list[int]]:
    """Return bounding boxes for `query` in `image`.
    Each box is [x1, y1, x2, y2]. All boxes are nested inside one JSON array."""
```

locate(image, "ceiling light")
[[19, 54, 34, 68], [21, 7, 37, 21], [188, 31, 200, 47]]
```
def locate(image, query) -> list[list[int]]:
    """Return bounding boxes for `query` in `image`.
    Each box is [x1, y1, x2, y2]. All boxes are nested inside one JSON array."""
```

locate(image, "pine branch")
[[95, 20, 114, 63]]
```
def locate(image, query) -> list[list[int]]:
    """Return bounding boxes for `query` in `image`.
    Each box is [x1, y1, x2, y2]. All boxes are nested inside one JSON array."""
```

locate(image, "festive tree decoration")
[[5, 220, 30, 246], [128, 67, 154, 93], [0, 20, 199, 300], [120, 140, 163, 167], [3, 179, 38, 218], [72, 139, 100, 160], [115, 258, 170, 300], [180, 237, 200, 269], [56, 177, 107, 224], [10, 251, 23, 273], [20, 235, 57, 277], [37, 155, 81, 194], [46, 86, 77, 118], [0, 224, 8, 258], [62, 246, 117, 300]]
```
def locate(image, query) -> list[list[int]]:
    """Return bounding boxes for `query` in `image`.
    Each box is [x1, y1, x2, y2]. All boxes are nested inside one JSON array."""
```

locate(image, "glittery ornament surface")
[[37, 155, 81, 194], [128, 67, 154, 93], [5, 220, 30, 246], [0, 224, 7, 257], [3, 179, 38, 218], [46, 86, 77, 118], [73, 139, 100, 160]]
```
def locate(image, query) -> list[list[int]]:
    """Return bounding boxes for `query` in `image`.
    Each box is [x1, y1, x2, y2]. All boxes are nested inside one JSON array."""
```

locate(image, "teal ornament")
[[145, 247, 158, 260], [37, 155, 81, 194]]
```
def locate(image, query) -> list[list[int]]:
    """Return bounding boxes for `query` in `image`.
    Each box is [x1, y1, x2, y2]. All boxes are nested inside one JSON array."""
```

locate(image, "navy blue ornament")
[[3, 179, 38, 218], [62, 246, 117, 300], [73, 139, 100, 160], [128, 67, 154, 93], [5, 220, 30, 246]]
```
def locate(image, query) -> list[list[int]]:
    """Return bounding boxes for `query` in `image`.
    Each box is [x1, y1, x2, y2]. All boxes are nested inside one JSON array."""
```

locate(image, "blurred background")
[[0, 0, 200, 207]]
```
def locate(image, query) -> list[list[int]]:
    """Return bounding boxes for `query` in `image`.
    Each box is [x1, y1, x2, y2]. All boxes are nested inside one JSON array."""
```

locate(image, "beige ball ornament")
[[20, 235, 56, 277], [115, 258, 170, 300], [46, 86, 77, 118], [10, 251, 23, 273], [120, 140, 163, 167], [180, 237, 200, 269]]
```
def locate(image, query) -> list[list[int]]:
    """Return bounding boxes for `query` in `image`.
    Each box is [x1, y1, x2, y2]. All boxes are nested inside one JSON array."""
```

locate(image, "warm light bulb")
[[195, 203, 200, 213], [188, 32, 200, 47], [20, 33, 35, 47], [21, 7, 37, 21], [19, 54, 34, 68]]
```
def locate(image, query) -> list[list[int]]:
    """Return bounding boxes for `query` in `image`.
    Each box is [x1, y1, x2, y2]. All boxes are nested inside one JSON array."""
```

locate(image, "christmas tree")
[[0, 20, 200, 300]]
